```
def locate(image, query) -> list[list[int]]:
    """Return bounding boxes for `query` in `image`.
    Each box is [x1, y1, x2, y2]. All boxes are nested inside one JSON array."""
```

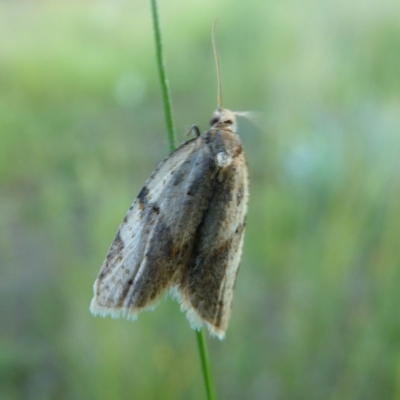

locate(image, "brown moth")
[[90, 25, 248, 339]]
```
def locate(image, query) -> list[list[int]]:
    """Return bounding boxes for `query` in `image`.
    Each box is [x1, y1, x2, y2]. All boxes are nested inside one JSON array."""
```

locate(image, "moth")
[[90, 26, 248, 339]]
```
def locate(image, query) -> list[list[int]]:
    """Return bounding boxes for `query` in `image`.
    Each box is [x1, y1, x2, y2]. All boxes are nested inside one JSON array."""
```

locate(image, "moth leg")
[[186, 124, 201, 138]]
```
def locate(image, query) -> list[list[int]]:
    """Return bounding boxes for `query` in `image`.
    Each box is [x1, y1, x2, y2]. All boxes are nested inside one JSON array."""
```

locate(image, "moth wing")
[[178, 149, 249, 339], [90, 137, 218, 319]]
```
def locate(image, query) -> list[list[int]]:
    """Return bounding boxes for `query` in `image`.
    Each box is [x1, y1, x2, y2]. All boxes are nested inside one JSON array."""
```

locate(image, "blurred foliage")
[[1, 0, 400, 399]]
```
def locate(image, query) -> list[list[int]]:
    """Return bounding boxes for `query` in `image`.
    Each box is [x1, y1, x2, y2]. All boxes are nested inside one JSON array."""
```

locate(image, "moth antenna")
[[234, 110, 263, 129], [212, 19, 223, 109], [234, 111, 256, 119]]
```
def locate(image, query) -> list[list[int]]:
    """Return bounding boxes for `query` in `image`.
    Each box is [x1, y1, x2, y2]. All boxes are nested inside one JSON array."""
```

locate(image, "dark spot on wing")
[[137, 186, 149, 210], [187, 188, 196, 196], [137, 185, 149, 200], [235, 220, 246, 235], [116, 277, 135, 306], [218, 242, 230, 254], [152, 204, 160, 214], [236, 185, 244, 206], [106, 230, 124, 261], [173, 166, 187, 186]]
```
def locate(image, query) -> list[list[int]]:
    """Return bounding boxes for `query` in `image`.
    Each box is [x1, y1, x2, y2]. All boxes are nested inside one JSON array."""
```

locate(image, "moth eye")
[[224, 119, 233, 124], [210, 117, 219, 126]]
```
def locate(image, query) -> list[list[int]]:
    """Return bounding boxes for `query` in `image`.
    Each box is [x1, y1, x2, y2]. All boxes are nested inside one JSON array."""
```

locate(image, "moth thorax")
[[216, 152, 233, 168]]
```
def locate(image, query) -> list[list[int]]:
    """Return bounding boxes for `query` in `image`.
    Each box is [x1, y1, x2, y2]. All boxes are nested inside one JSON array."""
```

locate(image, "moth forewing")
[[177, 122, 248, 339], [90, 138, 215, 318]]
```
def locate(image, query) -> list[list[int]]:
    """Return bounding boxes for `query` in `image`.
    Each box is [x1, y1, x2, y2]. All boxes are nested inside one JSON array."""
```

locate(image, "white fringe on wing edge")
[[89, 287, 226, 340]]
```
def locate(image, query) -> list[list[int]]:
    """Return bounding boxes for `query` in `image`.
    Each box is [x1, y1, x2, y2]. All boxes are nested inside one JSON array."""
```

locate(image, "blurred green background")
[[1, 0, 400, 399]]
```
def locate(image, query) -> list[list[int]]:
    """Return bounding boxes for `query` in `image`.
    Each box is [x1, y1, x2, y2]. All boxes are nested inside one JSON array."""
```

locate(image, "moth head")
[[210, 108, 237, 133]]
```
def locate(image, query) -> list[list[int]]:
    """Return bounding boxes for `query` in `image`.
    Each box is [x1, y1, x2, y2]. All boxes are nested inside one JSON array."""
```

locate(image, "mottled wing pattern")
[[177, 130, 249, 339], [90, 137, 219, 319]]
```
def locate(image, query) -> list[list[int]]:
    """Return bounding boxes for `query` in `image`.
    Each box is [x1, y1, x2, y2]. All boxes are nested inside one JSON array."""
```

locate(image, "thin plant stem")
[[196, 329, 217, 400], [149, 1, 217, 399], [150, 0, 176, 152]]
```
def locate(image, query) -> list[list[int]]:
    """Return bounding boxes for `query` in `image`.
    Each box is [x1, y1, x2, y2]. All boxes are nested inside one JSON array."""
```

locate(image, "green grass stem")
[[149, 1, 217, 399], [196, 329, 217, 400], [150, 0, 177, 152]]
